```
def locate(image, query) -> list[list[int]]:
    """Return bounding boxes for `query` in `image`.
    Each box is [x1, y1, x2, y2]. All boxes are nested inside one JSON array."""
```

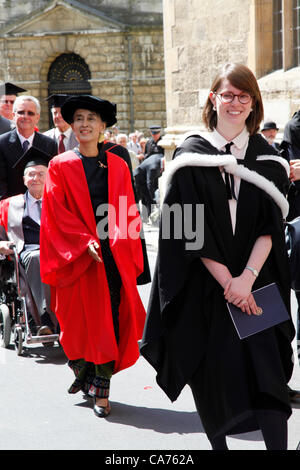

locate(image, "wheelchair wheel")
[[0, 304, 11, 348], [14, 326, 23, 356]]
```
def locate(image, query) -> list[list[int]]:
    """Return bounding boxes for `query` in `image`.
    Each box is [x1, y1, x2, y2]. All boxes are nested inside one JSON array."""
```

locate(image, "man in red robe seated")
[[0, 147, 57, 337]]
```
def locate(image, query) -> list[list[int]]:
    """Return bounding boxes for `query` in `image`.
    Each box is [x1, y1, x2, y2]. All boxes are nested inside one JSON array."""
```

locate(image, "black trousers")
[[20, 247, 56, 331], [133, 153, 163, 216], [295, 291, 300, 362]]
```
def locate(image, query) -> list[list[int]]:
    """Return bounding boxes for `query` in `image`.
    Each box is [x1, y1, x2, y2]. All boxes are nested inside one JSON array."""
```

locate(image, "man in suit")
[[116, 133, 139, 170], [133, 125, 164, 220], [0, 82, 27, 121], [44, 94, 78, 153], [0, 82, 25, 135], [0, 113, 12, 136], [0, 95, 57, 200], [0, 149, 57, 337]]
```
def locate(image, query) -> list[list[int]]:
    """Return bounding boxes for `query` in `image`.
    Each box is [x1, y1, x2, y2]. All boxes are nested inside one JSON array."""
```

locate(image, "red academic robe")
[[0, 197, 9, 229], [0, 194, 27, 252], [40, 150, 146, 373]]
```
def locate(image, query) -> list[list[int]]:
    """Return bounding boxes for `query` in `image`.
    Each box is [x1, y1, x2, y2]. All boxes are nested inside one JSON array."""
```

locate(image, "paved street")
[[0, 224, 300, 451]]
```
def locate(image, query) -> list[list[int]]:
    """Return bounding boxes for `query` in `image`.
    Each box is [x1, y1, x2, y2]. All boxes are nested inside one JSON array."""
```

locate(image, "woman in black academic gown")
[[140, 63, 295, 450]]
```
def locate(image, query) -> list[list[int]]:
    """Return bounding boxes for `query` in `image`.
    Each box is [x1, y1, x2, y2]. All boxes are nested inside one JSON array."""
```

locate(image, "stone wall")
[[163, 0, 251, 131], [88, 30, 166, 133], [0, 1, 166, 133], [161, 0, 300, 157], [258, 67, 300, 133], [0, 0, 163, 26]]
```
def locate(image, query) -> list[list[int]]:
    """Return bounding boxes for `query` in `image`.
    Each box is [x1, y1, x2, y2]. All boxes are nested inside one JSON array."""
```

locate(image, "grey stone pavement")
[[0, 223, 299, 452]]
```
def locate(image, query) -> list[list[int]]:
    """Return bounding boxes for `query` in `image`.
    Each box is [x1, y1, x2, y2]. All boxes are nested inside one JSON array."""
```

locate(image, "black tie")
[[224, 142, 236, 200], [22, 140, 29, 152], [225, 142, 233, 154]]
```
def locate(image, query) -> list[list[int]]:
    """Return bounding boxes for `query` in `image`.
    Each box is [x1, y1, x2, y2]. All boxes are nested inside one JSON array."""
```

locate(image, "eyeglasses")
[[16, 110, 36, 116], [0, 99, 15, 105], [214, 91, 252, 105], [26, 171, 47, 178]]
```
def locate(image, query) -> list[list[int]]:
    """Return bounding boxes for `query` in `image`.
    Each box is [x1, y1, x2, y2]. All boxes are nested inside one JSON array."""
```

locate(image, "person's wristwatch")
[[245, 266, 258, 277]]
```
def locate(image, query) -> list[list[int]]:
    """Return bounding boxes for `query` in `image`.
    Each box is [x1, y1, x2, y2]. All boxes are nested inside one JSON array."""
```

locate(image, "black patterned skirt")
[[68, 237, 122, 399]]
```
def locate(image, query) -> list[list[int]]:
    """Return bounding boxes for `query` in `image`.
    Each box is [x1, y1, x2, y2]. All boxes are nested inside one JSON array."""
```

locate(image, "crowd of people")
[[1, 68, 300, 450], [105, 124, 165, 222]]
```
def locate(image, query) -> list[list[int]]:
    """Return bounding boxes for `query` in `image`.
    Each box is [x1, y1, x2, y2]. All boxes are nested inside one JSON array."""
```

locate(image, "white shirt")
[[202, 127, 249, 233], [128, 140, 142, 154], [25, 191, 42, 225], [17, 130, 35, 149], [54, 126, 72, 147]]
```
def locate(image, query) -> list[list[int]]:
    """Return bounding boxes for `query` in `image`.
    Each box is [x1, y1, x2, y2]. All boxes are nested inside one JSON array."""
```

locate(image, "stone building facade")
[[161, 0, 300, 160], [0, 0, 166, 133]]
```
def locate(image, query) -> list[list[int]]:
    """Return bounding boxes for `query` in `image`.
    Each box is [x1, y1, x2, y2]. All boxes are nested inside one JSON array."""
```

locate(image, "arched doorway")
[[47, 52, 91, 126]]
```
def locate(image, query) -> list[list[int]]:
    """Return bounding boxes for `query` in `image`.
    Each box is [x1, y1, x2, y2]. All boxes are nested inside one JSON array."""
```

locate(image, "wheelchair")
[[0, 245, 59, 355]]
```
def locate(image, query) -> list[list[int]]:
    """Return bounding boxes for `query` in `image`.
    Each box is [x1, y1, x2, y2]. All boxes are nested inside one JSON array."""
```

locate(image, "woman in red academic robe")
[[40, 95, 146, 418]]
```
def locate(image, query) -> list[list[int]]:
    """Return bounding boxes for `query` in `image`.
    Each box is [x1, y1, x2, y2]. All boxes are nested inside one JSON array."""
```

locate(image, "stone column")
[[160, 0, 206, 169], [160, 0, 250, 200]]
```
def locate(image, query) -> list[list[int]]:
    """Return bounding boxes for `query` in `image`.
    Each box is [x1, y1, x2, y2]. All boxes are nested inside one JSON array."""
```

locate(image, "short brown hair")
[[202, 63, 264, 136]]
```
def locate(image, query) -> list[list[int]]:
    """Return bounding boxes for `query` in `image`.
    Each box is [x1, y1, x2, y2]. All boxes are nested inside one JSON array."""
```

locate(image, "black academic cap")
[[0, 82, 27, 96], [45, 94, 71, 108], [61, 95, 117, 127], [13, 146, 51, 174]]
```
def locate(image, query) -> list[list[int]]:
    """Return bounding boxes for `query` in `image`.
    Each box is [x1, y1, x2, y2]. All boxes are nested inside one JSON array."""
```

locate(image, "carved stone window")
[[48, 53, 91, 94], [47, 52, 91, 126]]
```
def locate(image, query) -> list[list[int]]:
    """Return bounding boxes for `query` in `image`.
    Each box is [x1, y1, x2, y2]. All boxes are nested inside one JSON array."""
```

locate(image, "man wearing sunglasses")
[[0, 95, 57, 200], [0, 82, 24, 134]]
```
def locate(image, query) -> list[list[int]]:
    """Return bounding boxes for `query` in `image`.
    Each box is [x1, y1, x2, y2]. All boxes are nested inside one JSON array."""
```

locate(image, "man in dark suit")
[[0, 95, 57, 200], [0, 82, 25, 135], [133, 125, 164, 220], [44, 94, 78, 152], [0, 113, 12, 136]]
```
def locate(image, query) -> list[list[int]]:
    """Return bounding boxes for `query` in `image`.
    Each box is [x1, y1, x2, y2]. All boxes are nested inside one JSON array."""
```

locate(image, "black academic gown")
[[281, 111, 300, 220], [103, 141, 151, 285], [140, 133, 295, 439]]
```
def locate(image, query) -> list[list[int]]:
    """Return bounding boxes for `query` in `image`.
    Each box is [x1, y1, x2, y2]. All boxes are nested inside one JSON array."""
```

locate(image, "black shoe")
[[93, 398, 111, 418]]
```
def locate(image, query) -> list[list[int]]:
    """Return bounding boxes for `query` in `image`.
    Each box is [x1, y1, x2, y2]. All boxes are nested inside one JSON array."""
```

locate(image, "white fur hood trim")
[[164, 152, 289, 218], [256, 155, 290, 177]]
